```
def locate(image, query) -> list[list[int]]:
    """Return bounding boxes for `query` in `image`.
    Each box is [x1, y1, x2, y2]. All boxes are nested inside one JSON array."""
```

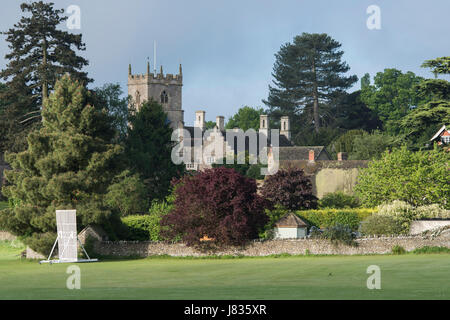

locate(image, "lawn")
[[0, 241, 449, 300]]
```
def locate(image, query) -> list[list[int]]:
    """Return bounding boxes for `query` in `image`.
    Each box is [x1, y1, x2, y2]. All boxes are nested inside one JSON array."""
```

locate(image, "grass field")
[[0, 240, 449, 300]]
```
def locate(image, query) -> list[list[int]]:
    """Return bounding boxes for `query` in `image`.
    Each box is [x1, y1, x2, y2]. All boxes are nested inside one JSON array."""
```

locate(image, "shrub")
[[318, 191, 360, 209], [349, 130, 399, 160], [376, 201, 416, 234], [260, 167, 317, 210], [391, 245, 406, 255], [296, 208, 375, 231], [105, 170, 149, 216], [161, 167, 269, 247], [355, 146, 450, 208], [411, 246, 450, 254], [359, 214, 403, 236], [321, 224, 357, 246], [415, 204, 450, 219], [121, 199, 173, 241]]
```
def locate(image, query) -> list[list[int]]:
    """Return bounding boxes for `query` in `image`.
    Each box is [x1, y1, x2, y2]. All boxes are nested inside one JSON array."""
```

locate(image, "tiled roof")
[[275, 213, 308, 228], [278, 146, 328, 161]]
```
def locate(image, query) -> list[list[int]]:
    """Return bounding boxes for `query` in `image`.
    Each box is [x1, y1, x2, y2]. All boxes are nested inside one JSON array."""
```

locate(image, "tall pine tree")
[[0, 1, 91, 153], [0, 76, 123, 254], [263, 33, 357, 133]]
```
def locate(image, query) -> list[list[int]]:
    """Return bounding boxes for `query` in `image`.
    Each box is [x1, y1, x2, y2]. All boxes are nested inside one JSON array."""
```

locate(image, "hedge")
[[121, 214, 162, 241], [295, 208, 376, 231]]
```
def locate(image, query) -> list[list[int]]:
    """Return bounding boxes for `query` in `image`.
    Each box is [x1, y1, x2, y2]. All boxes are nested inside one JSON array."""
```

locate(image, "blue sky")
[[0, 0, 449, 126]]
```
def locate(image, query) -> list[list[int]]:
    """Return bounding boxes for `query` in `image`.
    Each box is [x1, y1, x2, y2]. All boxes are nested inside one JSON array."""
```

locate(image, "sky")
[[0, 0, 449, 126]]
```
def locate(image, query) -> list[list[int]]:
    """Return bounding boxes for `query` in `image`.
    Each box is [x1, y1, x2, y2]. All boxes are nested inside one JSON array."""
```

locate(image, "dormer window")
[[160, 91, 168, 104]]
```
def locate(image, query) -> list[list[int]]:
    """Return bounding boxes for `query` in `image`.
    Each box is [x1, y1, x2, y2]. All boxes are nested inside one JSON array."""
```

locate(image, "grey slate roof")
[[275, 213, 309, 228], [278, 146, 329, 161]]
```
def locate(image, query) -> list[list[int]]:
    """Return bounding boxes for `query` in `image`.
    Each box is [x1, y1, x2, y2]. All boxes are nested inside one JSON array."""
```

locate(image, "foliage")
[[225, 106, 264, 131], [94, 83, 130, 143], [296, 208, 373, 231], [360, 69, 428, 134], [411, 246, 450, 254], [421, 56, 450, 75], [293, 126, 344, 148], [359, 214, 403, 236], [160, 167, 269, 247], [354, 146, 450, 208], [391, 245, 406, 255], [125, 98, 185, 202], [105, 170, 148, 216], [0, 76, 123, 254], [263, 32, 357, 134], [349, 130, 400, 160], [320, 224, 357, 246], [260, 167, 317, 210], [328, 129, 366, 156], [0, 1, 91, 153], [414, 204, 450, 219], [212, 151, 265, 180], [318, 191, 360, 209]]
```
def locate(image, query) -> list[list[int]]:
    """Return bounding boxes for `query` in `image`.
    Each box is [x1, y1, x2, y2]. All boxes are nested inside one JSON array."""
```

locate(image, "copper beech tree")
[[260, 167, 318, 211], [161, 167, 270, 247]]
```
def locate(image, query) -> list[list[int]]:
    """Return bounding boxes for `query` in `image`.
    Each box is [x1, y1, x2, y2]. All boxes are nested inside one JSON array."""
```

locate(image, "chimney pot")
[[337, 152, 348, 161], [309, 150, 315, 162]]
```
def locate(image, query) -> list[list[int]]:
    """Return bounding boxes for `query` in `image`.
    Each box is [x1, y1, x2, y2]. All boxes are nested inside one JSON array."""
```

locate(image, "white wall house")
[[274, 213, 309, 239]]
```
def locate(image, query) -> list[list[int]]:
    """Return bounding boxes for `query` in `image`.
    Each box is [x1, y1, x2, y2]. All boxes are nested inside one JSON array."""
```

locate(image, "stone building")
[[128, 62, 184, 129]]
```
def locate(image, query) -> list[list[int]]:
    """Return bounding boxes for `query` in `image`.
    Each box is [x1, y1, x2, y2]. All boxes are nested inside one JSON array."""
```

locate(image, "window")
[[135, 91, 141, 106], [160, 91, 168, 104], [442, 135, 450, 144]]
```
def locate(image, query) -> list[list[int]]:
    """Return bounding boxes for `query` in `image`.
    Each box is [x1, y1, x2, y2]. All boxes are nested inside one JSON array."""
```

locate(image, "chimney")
[[195, 111, 205, 130], [309, 149, 315, 162], [337, 152, 348, 161], [280, 116, 291, 141], [216, 116, 224, 131], [259, 115, 269, 137]]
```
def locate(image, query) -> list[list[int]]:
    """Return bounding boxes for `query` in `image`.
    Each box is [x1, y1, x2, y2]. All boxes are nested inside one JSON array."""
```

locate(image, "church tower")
[[127, 62, 184, 129]]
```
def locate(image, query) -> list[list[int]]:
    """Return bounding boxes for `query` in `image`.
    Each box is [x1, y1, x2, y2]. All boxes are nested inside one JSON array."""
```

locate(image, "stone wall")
[[279, 160, 369, 198], [0, 231, 16, 241], [93, 232, 450, 257]]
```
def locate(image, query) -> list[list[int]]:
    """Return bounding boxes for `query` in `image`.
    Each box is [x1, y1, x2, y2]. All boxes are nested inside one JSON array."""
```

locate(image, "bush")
[[161, 167, 269, 247], [105, 170, 149, 216], [359, 214, 403, 236], [318, 191, 360, 209], [415, 204, 450, 219], [411, 246, 450, 254], [296, 208, 375, 231], [391, 245, 406, 255], [121, 198, 173, 241], [321, 224, 357, 246], [355, 146, 450, 208], [349, 130, 399, 160], [376, 201, 416, 234], [260, 167, 317, 210]]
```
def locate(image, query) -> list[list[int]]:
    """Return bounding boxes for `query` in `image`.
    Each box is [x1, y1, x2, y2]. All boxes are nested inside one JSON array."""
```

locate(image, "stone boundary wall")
[[93, 234, 450, 257], [0, 231, 16, 241]]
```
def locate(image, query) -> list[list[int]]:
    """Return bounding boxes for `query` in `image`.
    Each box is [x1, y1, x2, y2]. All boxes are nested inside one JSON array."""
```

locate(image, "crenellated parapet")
[[128, 63, 183, 85]]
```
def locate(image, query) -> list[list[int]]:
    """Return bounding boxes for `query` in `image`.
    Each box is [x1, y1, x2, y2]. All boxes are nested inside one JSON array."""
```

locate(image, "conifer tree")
[[263, 33, 357, 133], [0, 76, 123, 254], [0, 1, 91, 153], [125, 99, 185, 202]]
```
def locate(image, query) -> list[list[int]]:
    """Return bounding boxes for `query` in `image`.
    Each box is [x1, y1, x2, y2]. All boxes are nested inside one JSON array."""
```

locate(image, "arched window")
[[160, 91, 168, 104]]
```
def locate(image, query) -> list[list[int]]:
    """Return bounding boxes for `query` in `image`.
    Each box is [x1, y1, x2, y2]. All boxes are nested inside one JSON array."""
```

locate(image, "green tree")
[[349, 131, 399, 160], [94, 83, 130, 143], [263, 33, 357, 133], [225, 106, 264, 131], [328, 129, 366, 158], [402, 57, 450, 148], [0, 1, 91, 153], [125, 99, 184, 202], [0, 75, 123, 254], [354, 146, 450, 208], [360, 69, 427, 134]]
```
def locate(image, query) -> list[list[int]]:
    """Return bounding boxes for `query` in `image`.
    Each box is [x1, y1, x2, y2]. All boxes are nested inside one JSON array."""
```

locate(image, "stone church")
[[127, 63, 329, 171]]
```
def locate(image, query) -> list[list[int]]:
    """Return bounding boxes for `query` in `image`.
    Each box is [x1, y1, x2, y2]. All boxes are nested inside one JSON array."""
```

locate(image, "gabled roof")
[[275, 213, 308, 228], [430, 125, 449, 141], [277, 146, 329, 161]]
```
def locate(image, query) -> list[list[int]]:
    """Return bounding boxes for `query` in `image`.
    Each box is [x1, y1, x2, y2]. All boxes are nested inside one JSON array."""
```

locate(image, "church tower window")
[[160, 91, 169, 104]]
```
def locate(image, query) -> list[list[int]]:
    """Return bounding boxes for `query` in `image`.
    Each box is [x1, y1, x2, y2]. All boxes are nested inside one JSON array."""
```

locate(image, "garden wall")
[[92, 233, 450, 257], [410, 220, 450, 235], [0, 231, 16, 241], [279, 160, 369, 198]]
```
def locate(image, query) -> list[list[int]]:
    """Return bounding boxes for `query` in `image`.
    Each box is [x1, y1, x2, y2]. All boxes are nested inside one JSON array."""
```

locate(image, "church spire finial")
[[147, 58, 150, 75], [128, 63, 132, 76], [160, 65, 163, 75], [179, 64, 182, 76]]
